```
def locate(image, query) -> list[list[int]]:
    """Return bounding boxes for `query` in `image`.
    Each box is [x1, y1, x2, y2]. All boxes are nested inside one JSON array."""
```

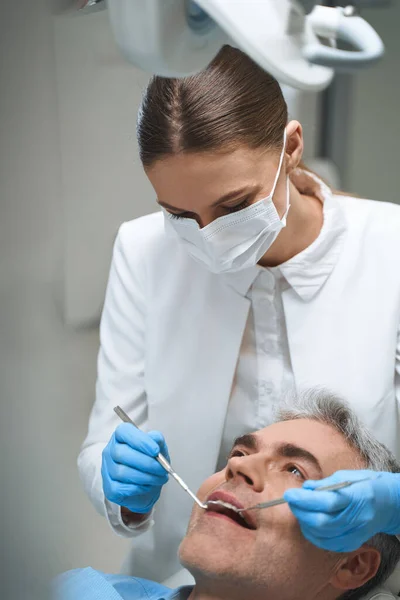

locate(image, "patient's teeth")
[[206, 500, 241, 513]]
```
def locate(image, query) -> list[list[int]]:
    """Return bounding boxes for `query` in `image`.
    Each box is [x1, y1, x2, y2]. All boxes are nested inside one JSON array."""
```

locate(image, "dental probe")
[[236, 477, 376, 512], [113, 406, 207, 509]]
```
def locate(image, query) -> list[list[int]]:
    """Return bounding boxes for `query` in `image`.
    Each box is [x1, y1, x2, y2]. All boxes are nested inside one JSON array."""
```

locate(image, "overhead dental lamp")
[[78, 0, 386, 92]]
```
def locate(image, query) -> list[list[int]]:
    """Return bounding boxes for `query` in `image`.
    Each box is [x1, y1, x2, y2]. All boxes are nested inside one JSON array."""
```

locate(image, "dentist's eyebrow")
[[157, 200, 188, 212], [157, 184, 260, 213], [210, 185, 260, 207], [277, 443, 323, 478]]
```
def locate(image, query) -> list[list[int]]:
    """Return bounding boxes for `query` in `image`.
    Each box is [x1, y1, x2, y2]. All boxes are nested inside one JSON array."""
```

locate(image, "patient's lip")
[[206, 490, 257, 530]]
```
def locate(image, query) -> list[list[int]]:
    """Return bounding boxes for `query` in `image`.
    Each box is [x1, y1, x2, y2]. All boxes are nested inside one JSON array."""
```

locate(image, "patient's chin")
[[178, 532, 237, 580]]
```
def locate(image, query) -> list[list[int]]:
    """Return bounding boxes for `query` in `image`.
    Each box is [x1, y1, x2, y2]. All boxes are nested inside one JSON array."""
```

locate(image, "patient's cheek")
[[184, 472, 225, 533], [279, 503, 307, 543], [197, 471, 225, 501]]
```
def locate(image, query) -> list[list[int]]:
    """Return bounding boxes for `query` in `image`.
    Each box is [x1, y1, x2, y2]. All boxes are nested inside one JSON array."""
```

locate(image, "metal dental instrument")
[[113, 406, 207, 509], [238, 477, 375, 512]]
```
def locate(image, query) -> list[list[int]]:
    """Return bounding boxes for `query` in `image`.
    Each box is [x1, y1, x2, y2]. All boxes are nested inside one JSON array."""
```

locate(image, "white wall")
[[53, 11, 154, 326], [0, 2, 64, 596], [346, 2, 400, 204], [0, 5, 131, 595]]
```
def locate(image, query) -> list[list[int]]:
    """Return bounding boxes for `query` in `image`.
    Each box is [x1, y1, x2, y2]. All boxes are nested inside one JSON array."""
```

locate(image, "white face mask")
[[163, 132, 290, 274]]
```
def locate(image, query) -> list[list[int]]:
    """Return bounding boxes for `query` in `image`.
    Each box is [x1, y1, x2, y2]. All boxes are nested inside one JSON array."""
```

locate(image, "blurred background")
[[0, 0, 399, 598]]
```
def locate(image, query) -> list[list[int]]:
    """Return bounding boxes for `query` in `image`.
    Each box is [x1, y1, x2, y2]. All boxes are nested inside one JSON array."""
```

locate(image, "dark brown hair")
[[137, 45, 288, 167]]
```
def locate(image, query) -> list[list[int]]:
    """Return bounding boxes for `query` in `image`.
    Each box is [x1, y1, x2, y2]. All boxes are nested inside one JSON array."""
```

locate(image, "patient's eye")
[[229, 448, 247, 459], [287, 465, 305, 480]]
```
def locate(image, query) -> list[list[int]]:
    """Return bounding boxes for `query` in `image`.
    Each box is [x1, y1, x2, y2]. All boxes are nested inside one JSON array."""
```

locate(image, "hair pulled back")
[[137, 45, 288, 167]]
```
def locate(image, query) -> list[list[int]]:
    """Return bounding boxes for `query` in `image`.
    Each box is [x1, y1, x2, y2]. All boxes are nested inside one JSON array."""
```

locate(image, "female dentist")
[[79, 46, 400, 581]]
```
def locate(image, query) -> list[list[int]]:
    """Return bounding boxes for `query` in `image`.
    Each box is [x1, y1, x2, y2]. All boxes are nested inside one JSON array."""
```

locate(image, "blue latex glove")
[[284, 470, 400, 552], [101, 423, 170, 514]]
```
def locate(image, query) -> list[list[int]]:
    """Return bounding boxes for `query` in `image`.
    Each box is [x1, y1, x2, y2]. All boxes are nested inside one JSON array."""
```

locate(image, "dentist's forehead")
[[249, 419, 362, 472], [146, 146, 281, 204], [147, 144, 279, 180]]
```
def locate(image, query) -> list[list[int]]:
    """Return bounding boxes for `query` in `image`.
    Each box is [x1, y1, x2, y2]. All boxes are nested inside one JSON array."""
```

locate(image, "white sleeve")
[[396, 320, 400, 454], [77, 223, 152, 538], [394, 326, 400, 541]]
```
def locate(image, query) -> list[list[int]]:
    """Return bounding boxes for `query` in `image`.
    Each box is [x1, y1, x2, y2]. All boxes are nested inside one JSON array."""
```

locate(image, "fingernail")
[[149, 444, 160, 457], [303, 480, 316, 489], [283, 489, 297, 501], [148, 431, 164, 445], [144, 438, 159, 456]]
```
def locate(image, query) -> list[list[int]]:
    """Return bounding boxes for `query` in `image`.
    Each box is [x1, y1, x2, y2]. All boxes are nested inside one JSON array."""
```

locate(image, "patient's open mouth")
[[206, 492, 257, 530]]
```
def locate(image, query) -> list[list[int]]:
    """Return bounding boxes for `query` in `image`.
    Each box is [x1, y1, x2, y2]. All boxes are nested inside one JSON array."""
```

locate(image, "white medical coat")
[[78, 193, 400, 581]]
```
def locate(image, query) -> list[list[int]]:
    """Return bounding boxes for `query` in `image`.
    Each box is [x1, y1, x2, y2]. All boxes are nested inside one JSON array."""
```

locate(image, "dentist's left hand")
[[284, 470, 400, 552], [102, 423, 170, 515]]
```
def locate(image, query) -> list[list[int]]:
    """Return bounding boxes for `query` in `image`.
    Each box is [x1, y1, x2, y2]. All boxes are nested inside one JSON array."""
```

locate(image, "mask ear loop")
[[270, 129, 290, 222], [281, 178, 291, 224], [269, 129, 287, 197]]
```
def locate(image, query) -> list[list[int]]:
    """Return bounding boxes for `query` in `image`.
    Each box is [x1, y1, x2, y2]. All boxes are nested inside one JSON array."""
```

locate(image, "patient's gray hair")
[[274, 389, 400, 600]]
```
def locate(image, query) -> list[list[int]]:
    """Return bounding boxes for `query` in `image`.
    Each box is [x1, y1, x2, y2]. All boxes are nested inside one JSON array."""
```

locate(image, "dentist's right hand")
[[101, 423, 170, 514]]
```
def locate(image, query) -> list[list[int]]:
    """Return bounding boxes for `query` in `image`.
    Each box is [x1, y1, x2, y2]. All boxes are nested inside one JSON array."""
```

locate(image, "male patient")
[[54, 391, 400, 600]]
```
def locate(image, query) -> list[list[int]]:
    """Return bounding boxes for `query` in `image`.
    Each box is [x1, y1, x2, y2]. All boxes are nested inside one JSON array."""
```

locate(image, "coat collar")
[[222, 169, 348, 302]]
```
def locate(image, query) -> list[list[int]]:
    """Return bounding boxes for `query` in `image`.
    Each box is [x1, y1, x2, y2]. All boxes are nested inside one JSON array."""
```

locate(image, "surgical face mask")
[[163, 133, 290, 274]]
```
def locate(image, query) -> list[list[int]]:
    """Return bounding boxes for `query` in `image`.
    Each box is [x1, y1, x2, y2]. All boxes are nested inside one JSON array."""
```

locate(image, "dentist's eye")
[[224, 198, 250, 213], [168, 211, 193, 220], [287, 465, 305, 480]]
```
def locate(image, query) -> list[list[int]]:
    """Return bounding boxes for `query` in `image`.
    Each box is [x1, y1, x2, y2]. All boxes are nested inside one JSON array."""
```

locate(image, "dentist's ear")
[[284, 121, 304, 175], [330, 547, 381, 593]]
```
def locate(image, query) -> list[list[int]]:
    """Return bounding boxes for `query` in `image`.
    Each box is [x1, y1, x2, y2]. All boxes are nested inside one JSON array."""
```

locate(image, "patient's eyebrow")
[[231, 433, 259, 452], [277, 443, 323, 478]]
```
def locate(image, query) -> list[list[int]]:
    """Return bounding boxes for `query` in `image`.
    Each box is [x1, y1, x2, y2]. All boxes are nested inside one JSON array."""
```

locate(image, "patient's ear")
[[330, 547, 381, 592]]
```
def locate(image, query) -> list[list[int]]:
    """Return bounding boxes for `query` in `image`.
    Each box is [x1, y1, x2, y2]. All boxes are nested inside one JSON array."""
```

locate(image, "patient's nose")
[[225, 455, 265, 493]]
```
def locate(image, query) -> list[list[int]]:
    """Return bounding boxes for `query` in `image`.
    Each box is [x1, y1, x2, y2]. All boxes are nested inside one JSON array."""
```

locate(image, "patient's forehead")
[[253, 419, 362, 473]]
